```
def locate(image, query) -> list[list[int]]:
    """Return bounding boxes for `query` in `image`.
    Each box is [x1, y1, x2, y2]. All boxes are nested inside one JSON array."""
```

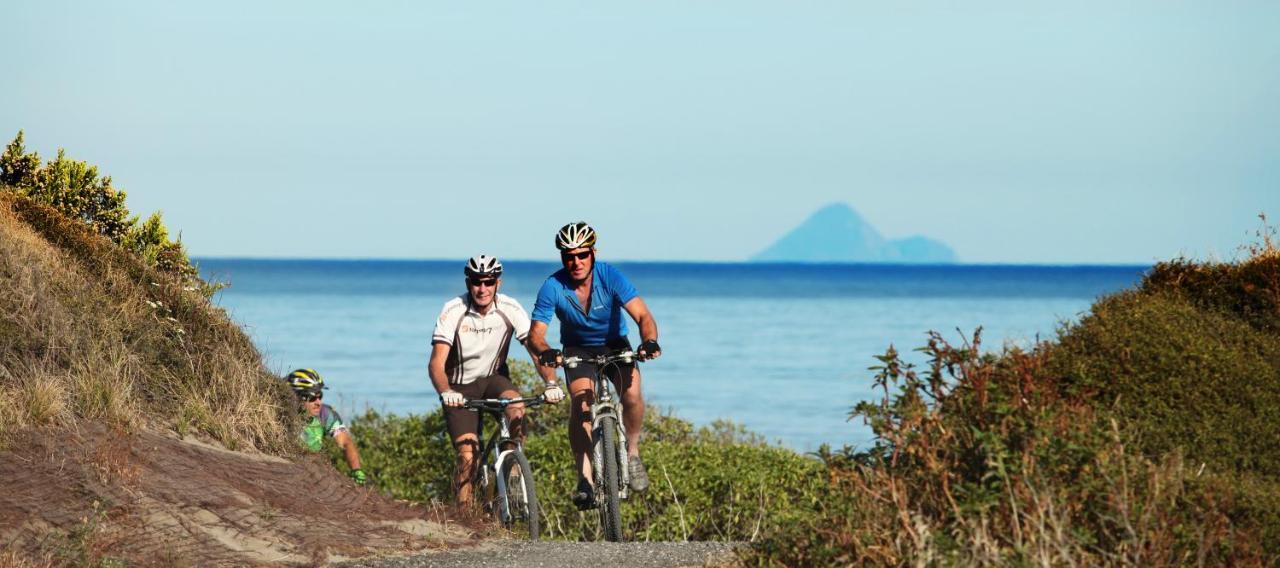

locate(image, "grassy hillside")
[[0, 134, 471, 565], [0, 134, 299, 453]]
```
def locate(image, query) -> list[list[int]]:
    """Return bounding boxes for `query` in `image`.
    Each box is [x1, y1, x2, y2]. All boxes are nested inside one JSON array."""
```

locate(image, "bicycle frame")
[[590, 363, 631, 500], [466, 397, 543, 524], [563, 349, 642, 541]]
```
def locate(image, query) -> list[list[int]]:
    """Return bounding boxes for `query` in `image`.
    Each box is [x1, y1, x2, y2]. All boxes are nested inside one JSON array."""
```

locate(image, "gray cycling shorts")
[[564, 338, 635, 390]]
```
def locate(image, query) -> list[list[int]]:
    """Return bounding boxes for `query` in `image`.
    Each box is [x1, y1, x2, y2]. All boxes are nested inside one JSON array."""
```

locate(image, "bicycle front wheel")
[[596, 415, 624, 542], [500, 450, 541, 540]]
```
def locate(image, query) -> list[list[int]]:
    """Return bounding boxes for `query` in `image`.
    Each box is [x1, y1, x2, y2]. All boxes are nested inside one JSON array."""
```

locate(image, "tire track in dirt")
[[0, 424, 479, 565]]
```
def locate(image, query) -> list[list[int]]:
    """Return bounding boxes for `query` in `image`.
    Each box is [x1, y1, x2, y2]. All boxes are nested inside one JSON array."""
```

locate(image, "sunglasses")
[[302, 393, 322, 402], [561, 250, 592, 262], [467, 278, 498, 288]]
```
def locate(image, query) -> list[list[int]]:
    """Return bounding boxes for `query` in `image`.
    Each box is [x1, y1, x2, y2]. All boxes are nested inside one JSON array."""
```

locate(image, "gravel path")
[[337, 541, 743, 568]]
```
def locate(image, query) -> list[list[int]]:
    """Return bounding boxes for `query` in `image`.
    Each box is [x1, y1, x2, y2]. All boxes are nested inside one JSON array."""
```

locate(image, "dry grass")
[[68, 342, 140, 426], [0, 549, 60, 568], [0, 192, 297, 454], [1242, 213, 1279, 261]]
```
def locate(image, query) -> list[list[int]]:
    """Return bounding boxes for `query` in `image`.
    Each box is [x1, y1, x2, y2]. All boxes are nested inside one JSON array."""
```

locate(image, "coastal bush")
[[339, 361, 826, 541], [1140, 239, 1280, 334], [0, 131, 203, 286], [745, 333, 1270, 565], [746, 230, 1280, 564], [1052, 289, 1280, 475]]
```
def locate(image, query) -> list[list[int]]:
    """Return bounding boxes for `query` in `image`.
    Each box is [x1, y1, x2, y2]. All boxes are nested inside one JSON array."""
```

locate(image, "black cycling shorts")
[[564, 338, 636, 391], [443, 374, 518, 442]]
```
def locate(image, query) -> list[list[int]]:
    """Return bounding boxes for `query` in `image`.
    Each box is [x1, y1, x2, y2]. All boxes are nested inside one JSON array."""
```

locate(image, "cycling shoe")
[[572, 478, 596, 510], [628, 455, 650, 492]]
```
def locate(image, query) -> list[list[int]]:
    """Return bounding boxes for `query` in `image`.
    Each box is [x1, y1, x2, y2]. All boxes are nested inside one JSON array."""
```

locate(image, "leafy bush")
[[1052, 289, 1280, 475], [746, 232, 1280, 565], [1141, 248, 1280, 334], [340, 361, 826, 541], [745, 333, 1270, 565], [1, 131, 202, 286]]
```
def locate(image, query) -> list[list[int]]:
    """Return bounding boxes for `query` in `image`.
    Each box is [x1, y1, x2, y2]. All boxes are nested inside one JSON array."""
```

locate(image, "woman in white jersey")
[[428, 254, 565, 505]]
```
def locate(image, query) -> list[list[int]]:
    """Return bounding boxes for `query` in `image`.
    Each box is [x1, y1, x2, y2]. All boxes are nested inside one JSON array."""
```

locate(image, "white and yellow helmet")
[[555, 222, 597, 250]]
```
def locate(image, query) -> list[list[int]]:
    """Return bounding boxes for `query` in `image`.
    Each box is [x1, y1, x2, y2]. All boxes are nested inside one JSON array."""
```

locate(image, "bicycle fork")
[[492, 447, 522, 523], [590, 400, 631, 500], [490, 417, 521, 524]]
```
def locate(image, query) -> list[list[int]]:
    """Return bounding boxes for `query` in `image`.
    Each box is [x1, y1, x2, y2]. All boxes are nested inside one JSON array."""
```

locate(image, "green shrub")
[[745, 333, 1271, 565], [747, 232, 1280, 564], [1052, 289, 1280, 475], [1, 131, 202, 285], [1141, 253, 1280, 334]]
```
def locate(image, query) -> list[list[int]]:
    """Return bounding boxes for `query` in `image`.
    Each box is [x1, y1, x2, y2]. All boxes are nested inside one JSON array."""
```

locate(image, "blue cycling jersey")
[[531, 261, 639, 347]]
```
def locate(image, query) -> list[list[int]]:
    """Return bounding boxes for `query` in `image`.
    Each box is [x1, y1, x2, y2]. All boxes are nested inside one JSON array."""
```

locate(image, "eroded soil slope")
[[0, 424, 474, 566]]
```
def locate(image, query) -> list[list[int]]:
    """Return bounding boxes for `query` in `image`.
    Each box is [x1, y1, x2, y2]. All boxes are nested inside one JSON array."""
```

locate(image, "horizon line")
[[191, 255, 1155, 269]]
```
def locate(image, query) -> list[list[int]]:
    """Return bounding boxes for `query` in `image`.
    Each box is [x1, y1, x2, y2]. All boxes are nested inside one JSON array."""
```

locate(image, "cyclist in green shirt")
[[286, 368, 366, 486]]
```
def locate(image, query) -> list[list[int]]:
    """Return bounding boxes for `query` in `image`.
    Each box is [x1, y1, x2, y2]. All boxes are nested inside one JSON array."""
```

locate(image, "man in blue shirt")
[[528, 222, 662, 510]]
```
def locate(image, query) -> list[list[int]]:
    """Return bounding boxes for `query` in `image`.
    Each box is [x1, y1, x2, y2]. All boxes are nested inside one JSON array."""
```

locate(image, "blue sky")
[[4, 1, 1277, 264]]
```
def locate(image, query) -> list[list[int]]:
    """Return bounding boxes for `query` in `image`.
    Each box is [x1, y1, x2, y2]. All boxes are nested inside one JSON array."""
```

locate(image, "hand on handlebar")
[[542, 384, 565, 403], [440, 390, 465, 407], [637, 339, 662, 361], [538, 348, 563, 368]]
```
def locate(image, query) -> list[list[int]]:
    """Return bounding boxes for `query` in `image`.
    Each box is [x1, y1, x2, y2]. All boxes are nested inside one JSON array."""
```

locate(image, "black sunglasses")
[[467, 277, 498, 287], [561, 250, 592, 262], [302, 392, 322, 402]]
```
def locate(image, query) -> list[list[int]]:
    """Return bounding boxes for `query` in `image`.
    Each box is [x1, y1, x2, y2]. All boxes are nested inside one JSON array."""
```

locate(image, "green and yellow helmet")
[[285, 368, 325, 396]]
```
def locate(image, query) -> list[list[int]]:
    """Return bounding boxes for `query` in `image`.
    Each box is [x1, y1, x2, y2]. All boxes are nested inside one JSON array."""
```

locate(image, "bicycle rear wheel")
[[500, 450, 541, 540], [596, 415, 624, 542]]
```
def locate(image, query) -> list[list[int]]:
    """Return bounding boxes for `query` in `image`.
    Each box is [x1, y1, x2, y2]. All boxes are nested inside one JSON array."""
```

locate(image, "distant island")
[[751, 203, 957, 263]]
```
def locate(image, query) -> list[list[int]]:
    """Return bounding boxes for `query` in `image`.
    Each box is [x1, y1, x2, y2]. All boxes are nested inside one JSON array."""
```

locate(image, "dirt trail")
[[0, 424, 476, 566], [337, 541, 742, 568]]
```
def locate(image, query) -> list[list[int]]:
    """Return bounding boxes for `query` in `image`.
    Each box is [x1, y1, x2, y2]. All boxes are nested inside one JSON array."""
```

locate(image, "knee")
[[622, 387, 644, 407], [567, 405, 591, 427], [454, 438, 479, 461], [571, 391, 593, 411]]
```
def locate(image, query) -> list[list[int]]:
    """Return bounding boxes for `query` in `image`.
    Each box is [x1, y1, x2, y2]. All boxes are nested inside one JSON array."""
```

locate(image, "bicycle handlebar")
[[562, 349, 639, 369], [462, 395, 548, 411]]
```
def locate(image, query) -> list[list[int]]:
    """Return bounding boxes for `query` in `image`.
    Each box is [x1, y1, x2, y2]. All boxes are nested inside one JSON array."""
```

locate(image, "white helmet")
[[464, 254, 503, 278], [555, 222, 597, 250]]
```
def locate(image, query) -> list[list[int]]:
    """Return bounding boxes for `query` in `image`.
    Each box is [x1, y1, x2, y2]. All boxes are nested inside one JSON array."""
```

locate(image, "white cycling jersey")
[[432, 293, 530, 385]]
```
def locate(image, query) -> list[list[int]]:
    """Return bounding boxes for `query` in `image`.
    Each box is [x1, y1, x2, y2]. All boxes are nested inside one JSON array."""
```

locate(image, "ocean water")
[[197, 259, 1147, 452]]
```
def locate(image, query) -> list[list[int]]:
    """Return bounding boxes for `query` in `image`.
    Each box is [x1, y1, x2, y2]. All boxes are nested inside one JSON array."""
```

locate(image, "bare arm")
[[523, 336, 560, 385], [428, 341, 453, 394], [528, 320, 552, 358], [334, 430, 362, 471], [623, 297, 659, 346]]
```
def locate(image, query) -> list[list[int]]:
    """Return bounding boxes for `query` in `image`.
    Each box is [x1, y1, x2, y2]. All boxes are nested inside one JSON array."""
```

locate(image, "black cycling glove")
[[539, 348, 562, 367], [638, 339, 661, 359]]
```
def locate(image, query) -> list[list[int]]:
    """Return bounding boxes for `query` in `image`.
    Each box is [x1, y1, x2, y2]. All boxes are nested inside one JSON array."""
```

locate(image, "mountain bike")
[[562, 349, 640, 542], [464, 394, 546, 540]]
